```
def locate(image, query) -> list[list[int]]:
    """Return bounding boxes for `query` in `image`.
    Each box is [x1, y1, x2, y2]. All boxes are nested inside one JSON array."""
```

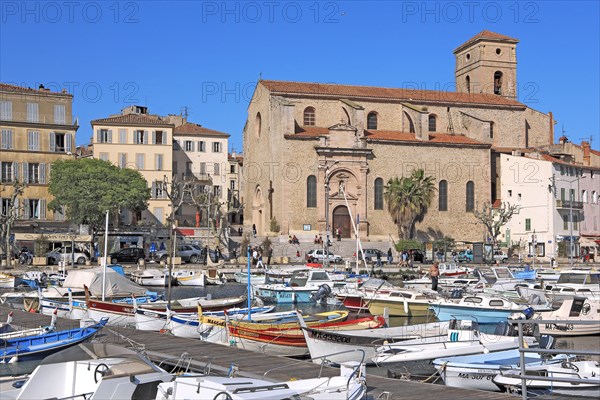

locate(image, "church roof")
[[91, 113, 173, 127], [454, 30, 519, 53], [174, 122, 229, 137], [365, 130, 489, 146], [260, 80, 524, 108]]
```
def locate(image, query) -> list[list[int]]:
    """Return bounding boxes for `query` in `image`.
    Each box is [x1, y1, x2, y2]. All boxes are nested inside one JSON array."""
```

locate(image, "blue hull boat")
[[258, 288, 314, 304], [0, 318, 108, 363]]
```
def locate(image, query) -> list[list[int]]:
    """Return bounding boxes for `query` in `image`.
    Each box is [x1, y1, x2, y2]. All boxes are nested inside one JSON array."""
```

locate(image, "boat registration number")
[[458, 373, 494, 380], [545, 323, 574, 331]]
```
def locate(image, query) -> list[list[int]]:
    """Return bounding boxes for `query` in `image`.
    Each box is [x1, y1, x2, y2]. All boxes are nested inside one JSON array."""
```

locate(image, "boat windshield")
[[557, 273, 598, 285]]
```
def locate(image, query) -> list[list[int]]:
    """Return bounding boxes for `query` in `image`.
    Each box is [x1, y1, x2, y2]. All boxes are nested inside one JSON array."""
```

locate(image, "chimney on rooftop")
[[582, 141, 591, 166]]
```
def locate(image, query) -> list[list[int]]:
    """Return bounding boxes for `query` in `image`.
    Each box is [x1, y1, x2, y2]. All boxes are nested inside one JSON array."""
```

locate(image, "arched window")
[[582, 190, 588, 203], [307, 175, 317, 208], [255, 112, 261, 138], [439, 180, 448, 211], [303, 107, 315, 126], [403, 111, 415, 133], [374, 178, 384, 210], [367, 112, 378, 130], [466, 181, 474, 212], [465, 75, 471, 93], [592, 191, 598, 204], [494, 71, 503, 95], [428, 115, 437, 132]]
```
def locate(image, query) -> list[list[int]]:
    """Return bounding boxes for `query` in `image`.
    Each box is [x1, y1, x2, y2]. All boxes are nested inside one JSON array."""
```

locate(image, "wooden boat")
[[537, 297, 600, 336], [131, 268, 175, 286], [300, 318, 451, 365], [433, 349, 571, 392], [335, 278, 398, 311], [0, 318, 108, 363], [367, 288, 440, 317], [0, 311, 56, 340], [233, 271, 266, 285], [493, 360, 600, 397], [372, 320, 538, 364], [2, 343, 173, 400], [204, 268, 224, 285], [174, 270, 205, 286]]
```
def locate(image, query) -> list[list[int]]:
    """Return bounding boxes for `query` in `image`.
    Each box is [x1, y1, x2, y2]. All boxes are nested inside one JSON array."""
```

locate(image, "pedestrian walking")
[[257, 252, 265, 269], [203, 245, 209, 265], [387, 248, 393, 265], [267, 247, 273, 266], [376, 252, 382, 268], [430, 262, 440, 291], [252, 248, 258, 265], [252, 224, 257, 238]]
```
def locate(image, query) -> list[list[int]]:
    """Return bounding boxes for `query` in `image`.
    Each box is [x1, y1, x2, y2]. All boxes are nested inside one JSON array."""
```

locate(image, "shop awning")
[[580, 236, 600, 247], [14, 233, 92, 242]]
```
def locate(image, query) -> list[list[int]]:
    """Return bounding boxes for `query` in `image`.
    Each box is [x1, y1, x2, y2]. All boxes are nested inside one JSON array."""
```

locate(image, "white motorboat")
[[493, 360, 600, 397], [372, 319, 538, 365], [433, 349, 571, 392], [367, 288, 441, 317], [537, 297, 600, 336], [174, 270, 205, 286], [131, 268, 174, 286], [155, 361, 367, 400], [0, 273, 15, 289], [519, 269, 600, 304], [233, 271, 266, 285], [1, 343, 173, 400]]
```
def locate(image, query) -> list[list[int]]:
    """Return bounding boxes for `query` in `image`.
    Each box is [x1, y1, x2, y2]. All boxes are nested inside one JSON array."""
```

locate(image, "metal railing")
[[555, 199, 584, 209], [510, 318, 600, 399]]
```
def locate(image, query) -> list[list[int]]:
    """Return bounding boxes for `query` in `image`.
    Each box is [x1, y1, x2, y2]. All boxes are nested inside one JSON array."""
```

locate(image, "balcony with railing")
[[556, 199, 583, 209], [181, 172, 212, 183]]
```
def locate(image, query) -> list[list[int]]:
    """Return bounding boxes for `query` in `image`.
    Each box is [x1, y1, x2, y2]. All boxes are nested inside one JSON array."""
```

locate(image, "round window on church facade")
[[466, 53, 471, 60], [496, 48, 502, 55]]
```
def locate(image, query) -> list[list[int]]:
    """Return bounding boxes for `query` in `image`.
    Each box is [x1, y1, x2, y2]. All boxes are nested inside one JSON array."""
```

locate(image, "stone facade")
[[242, 31, 557, 243], [0, 83, 78, 223]]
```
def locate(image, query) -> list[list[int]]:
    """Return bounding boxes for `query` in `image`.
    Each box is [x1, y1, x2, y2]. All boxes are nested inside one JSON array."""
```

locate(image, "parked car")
[[305, 249, 342, 264], [493, 250, 508, 263], [457, 250, 474, 263], [362, 249, 388, 265], [109, 247, 145, 264], [47, 247, 89, 265]]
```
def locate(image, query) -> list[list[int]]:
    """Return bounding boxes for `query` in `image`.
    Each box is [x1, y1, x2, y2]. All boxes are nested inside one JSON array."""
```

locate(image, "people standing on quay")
[[387, 248, 393, 265], [252, 224, 257, 238], [430, 262, 440, 291]]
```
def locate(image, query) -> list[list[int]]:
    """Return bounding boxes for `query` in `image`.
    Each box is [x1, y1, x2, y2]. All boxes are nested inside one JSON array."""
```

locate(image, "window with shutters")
[[155, 154, 163, 171], [99, 153, 109, 161], [0, 101, 12, 120], [212, 142, 221, 152], [28, 131, 40, 151], [1, 198, 10, 216], [155, 130, 165, 144], [213, 185, 221, 197], [54, 104, 66, 124], [155, 181, 166, 199], [230, 180, 235, 191], [198, 141, 206, 152], [1, 129, 12, 149], [185, 140, 193, 151], [27, 199, 41, 219], [214, 163, 220, 175], [1, 162, 13, 183], [466, 181, 475, 212], [136, 154, 145, 170], [118, 153, 127, 169], [119, 129, 127, 144], [439, 180, 448, 211], [134, 130, 146, 144], [98, 129, 110, 143], [374, 178, 384, 210], [53, 132, 67, 152], [154, 207, 164, 224], [563, 214, 568, 230], [307, 175, 317, 208], [525, 218, 531, 231], [27, 103, 39, 122], [200, 162, 206, 175], [27, 163, 40, 184]]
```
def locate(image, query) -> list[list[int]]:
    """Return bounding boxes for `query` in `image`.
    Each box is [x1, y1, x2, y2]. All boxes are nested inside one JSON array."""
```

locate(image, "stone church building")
[[242, 31, 555, 242]]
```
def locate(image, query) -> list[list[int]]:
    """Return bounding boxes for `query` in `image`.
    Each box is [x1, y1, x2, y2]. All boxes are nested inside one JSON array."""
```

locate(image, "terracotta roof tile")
[[174, 122, 229, 137], [492, 147, 534, 153], [0, 82, 72, 97], [365, 130, 488, 146], [260, 80, 523, 107], [91, 113, 173, 127], [294, 125, 330, 136], [492, 199, 502, 208], [465, 30, 518, 44]]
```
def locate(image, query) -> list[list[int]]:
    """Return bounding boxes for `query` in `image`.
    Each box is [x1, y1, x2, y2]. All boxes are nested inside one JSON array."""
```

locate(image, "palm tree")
[[384, 169, 436, 240]]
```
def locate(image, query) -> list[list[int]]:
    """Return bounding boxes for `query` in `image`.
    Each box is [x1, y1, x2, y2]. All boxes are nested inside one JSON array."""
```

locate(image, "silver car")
[[47, 248, 89, 265]]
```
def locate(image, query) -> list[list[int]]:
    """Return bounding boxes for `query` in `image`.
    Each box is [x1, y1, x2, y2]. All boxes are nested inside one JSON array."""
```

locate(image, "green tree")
[[384, 169, 436, 240], [48, 158, 150, 231]]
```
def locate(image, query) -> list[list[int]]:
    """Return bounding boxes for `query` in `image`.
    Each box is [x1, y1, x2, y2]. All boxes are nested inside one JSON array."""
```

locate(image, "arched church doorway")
[[332, 205, 352, 239]]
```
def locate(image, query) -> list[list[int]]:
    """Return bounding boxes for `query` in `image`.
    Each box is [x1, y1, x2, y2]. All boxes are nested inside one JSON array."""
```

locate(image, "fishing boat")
[[233, 271, 266, 285], [367, 288, 441, 317], [174, 270, 205, 286], [155, 361, 367, 400], [204, 268, 224, 285], [335, 278, 399, 311], [1, 343, 173, 400], [300, 317, 451, 365], [256, 270, 344, 304], [131, 268, 175, 286], [0, 317, 108, 363], [430, 294, 550, 324], [0, 273, 15, 289], [371, 319, 538, 365], [0, 311, 56, 340], [493, 360, 600, 397], [433, 349, 571, 391], [537, 297, 600, 336]]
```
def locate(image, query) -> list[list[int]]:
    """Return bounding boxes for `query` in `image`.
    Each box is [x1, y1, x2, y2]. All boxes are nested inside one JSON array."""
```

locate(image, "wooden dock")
[[1, 307, 516, 399]]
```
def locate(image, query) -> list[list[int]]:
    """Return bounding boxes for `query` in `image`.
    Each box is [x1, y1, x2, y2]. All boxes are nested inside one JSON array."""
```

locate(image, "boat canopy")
[[62, 268, 147, 297]]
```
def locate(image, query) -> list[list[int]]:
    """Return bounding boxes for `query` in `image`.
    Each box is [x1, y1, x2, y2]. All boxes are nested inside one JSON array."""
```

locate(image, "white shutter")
[[151, 181, 157, 198], [0, 101, 12, 120], [39, 163, 46, 184], [27, 131, 33, 150], [152, 130, 156, 144], [23, 199, 30, 219], [12, 162, 19, 182], [66, 134, 72, 152], [119, 129, 127, 144], [39, 199, 46, 220], [107, 130, 112, 144], [96, 129, 101, 143], [13, 198, 19, 218], [0, 129, 6, 149], [35, 131, 39, 150], [54, 105, 66, 124], [49, 132, 56, 152], [143, 130, 149, 144], [22, 162, 29, 184]]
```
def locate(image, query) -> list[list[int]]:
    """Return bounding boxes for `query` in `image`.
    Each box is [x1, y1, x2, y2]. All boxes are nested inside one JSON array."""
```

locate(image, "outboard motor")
[[310, 284, 332, 305], [451, 288, 463, 299]]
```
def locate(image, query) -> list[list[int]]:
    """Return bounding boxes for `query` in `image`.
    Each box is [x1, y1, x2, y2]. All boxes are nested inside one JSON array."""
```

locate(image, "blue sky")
[[1, 1, 598, 151]]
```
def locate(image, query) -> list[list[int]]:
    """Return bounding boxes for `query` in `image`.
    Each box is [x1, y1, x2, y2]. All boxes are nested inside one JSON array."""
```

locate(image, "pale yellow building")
[[242, 31, 556, 242], [227, 152, 243, 224], [0, 83, 78, 222], [91, 106, 173, 225]]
